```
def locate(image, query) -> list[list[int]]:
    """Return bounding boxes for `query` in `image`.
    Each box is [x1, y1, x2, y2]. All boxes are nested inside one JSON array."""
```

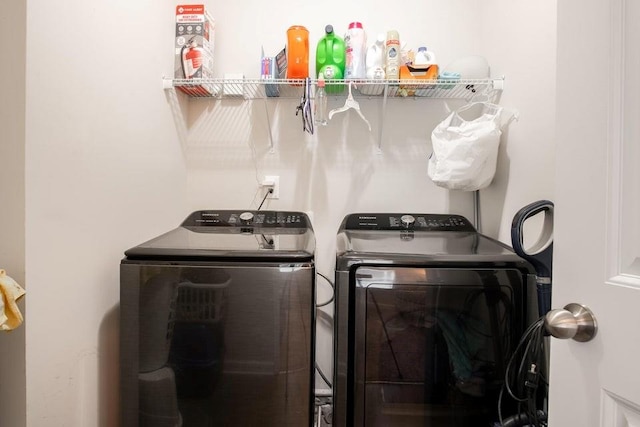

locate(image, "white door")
[[551, 0, 640, 425]]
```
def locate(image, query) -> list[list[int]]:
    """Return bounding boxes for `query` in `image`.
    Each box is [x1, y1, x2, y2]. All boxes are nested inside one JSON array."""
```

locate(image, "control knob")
[[400, 214, 415, 228], [239, 212, 254, 225]]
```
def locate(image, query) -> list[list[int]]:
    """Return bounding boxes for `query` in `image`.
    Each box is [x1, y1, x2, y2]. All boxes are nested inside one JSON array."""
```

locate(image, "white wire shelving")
[[162, 76, 505, 151], [163, 77, 503, 100]]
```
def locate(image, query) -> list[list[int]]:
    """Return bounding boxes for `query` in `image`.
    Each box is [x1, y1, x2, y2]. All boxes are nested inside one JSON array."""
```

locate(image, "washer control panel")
[[343, 213, 475, 232], [182, 210, 309, 229]]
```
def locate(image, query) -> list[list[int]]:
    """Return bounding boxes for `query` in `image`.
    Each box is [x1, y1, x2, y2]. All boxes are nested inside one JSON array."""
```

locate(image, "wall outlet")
[[262, 175, 279, 199]]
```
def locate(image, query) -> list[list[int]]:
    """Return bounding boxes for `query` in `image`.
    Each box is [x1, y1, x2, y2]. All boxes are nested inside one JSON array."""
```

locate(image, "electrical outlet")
[[262, 175, 279, 199]]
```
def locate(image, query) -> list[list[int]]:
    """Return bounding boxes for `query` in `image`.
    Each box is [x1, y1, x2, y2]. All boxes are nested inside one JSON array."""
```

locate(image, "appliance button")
[[400, 214, 416, 228], [239, 212, 254, 225]]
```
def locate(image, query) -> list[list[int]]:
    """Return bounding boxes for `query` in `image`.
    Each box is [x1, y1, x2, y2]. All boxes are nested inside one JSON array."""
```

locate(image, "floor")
[[315, 396, 332, 426]]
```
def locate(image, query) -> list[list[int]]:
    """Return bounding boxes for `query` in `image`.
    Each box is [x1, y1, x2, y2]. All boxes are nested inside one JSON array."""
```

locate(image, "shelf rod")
[[377, 83, 389, 154], [263, 98, 275, 153]]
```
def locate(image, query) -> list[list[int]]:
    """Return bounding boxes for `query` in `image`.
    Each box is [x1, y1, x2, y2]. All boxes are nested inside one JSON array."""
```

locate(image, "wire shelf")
[[164, 77, 503, 101], [163, 76, 505, 152]]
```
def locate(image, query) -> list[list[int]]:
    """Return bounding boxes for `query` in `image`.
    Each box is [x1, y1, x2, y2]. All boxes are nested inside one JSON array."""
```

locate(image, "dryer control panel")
[[181, 210, 310, 229], [342, 213, 475, 232]]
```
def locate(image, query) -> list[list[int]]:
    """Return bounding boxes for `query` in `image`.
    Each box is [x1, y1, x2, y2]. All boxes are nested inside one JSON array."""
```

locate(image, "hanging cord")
[[498, 317, 548, 427], [315, 271, 334, 389], [253, 187, 274, 246], [316, 272, 335, 307], [257, 187, 273, 210], [316, 362, 332, 388]]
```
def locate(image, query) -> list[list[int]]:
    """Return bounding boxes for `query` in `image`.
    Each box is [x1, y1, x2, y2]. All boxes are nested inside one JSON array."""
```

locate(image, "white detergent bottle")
[[361, 33, 386, 95], [365, 33, 386, 79], [345, 22, 367, 79], [415, 46, 437, 67]]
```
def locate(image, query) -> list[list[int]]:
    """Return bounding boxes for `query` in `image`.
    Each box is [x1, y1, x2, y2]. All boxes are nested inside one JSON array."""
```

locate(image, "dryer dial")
[[400, 214, 416, 228], [239, 212, 255, 225]]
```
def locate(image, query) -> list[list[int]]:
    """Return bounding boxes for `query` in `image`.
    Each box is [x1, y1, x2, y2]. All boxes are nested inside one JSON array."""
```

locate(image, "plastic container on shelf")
[[286, 25, 309, 80], [414, 46, 437, 67], [385, 29, 401, 81], [361, 33, 386, 95], [345, 22, 367, 80], [366, 33, 386, 78], [316, 24, 345, 93]]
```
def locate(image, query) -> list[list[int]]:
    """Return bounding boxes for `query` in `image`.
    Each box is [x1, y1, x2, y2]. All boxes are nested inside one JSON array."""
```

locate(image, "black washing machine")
[[120, 210, 316, 427], [333, 213, 536, 427]]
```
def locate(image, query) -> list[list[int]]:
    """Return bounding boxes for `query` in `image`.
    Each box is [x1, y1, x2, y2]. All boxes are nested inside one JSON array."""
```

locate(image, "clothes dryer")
[[333, 213, 535, 427], [120, 210, 316, 427]]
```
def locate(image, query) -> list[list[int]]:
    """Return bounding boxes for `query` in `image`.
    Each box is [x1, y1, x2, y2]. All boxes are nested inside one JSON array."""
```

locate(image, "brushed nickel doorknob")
[[544, 303, 597, 342]]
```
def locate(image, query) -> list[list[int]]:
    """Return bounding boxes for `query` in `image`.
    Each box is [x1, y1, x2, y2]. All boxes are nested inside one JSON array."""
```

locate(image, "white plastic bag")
[[428, 102, 503, 191]]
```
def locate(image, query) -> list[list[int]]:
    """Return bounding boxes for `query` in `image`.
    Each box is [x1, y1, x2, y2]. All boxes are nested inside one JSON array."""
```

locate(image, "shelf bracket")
[[162, 77, 174, 90], [377, 83, 389, 154], [492, 77, 505, 91]]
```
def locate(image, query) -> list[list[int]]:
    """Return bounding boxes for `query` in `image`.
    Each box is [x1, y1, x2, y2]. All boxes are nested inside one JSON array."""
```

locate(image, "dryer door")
[[352, 267, 528, 427]]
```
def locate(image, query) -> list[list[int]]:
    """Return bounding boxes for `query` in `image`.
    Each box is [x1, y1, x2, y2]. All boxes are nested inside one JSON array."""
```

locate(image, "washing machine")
[[333, 213, 536, 427], [120, 210, 316, 427]]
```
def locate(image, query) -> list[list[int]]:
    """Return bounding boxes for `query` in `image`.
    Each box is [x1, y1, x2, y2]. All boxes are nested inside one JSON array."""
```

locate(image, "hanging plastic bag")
[[427, 102, 503, 191]]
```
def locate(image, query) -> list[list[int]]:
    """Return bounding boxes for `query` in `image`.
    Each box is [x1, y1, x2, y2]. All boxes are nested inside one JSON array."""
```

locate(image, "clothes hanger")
[[458, 84, 520, 124], [295, 78, 314, 134], [328, 81, 372, 131]]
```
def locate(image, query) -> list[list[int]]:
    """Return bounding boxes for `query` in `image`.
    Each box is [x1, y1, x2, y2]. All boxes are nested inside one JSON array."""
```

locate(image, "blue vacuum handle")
[[511, 200, 554, 316]]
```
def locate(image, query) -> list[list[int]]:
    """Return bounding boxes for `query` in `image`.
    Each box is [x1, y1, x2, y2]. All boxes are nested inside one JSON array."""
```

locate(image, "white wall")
[[24, 1, 188, 425], [0, 2, 27, 426], [10, 0, 556, 425], [478, 0, 557, 242]]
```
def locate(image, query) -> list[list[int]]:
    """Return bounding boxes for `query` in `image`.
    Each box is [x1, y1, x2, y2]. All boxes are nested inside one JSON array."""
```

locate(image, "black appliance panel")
[[121, 262, 315, 427], [342, 213, 475, 232], [182, 210, 310, 229], [355, 267, 525, 427]]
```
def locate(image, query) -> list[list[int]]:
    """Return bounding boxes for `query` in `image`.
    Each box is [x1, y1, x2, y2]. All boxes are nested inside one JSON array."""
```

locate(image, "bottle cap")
[[325, 24, 334, 34], [418, 46, 427, 52], [348, 22, 363, 29]]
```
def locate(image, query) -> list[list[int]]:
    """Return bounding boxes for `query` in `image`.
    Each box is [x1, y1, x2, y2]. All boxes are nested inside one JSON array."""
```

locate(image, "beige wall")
[[24, 1, 188, 425], [0, 2, 27, 426]]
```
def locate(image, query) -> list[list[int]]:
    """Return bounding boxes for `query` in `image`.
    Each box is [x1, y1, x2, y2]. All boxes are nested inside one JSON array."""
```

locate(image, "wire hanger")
[[328, 81, 372, 131]]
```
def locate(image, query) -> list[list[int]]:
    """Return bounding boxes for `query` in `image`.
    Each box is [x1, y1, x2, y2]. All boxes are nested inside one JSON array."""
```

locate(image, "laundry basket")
[[170, 278, 230, 398], [174, 281, 228, 323]]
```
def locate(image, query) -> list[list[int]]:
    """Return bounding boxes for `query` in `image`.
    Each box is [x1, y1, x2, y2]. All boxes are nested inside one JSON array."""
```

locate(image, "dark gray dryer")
[[333, 213, 535, 427], [120, 210, 316, 427]]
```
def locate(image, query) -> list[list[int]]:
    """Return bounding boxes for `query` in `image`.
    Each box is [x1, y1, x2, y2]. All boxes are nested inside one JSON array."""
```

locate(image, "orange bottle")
[[286, 25, 309, 79]]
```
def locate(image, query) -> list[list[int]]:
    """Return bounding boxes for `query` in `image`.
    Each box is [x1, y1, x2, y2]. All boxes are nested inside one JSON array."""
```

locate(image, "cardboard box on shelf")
[[174, 4, 216, 96]]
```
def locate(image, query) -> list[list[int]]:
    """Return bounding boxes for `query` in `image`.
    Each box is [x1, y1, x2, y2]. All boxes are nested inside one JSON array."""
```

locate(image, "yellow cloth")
[[0, 269, 26, 331]]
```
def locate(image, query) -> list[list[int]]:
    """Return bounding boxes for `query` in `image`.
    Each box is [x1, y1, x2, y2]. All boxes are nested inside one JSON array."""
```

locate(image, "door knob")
[[544, 303, 597, 342]]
